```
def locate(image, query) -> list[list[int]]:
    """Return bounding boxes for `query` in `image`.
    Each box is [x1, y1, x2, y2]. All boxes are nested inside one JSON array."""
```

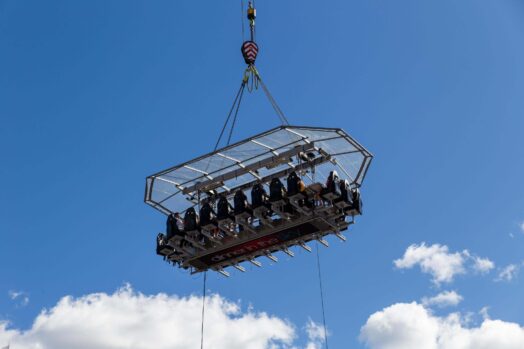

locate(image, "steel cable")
[[316, 242, 329, 349], [200, 271, 207, 349]]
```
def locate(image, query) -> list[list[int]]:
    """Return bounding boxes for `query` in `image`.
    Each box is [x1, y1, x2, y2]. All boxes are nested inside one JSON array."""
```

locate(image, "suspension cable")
[[200, 271, 207, 349], [316, 242, 329, 349], [213, 80, 247, 151], [254, 69, 290, 125], [240, 0, 246, 42], [227, 81, 247, 145]]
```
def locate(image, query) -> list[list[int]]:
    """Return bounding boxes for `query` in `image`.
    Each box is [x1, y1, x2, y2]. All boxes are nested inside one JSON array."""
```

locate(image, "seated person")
[[269, 177, 287, 202], [156, 233, 166, 249], [251, 183, 269, 209], [339, 180, 352, 204], [234, 190, 252, 215], [184, 207, 200, 231], [322, 171, 341, 202], [156, 233, 172, 256], [325, 171, 340, 192], [346, 188, 363, 215], [217, 194, 234, 221], [199, 199, 217, 227], [166, 213, 184, 240], [174, 212, 185, 231]]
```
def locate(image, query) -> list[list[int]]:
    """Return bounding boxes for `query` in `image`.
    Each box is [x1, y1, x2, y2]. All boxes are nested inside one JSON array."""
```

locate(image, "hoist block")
[[241, 41, 259, 65], [247, 7, 256, 20]]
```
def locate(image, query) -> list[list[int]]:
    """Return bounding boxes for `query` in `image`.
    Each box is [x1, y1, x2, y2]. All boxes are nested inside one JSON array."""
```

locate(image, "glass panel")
[[316, 137, 357, 155], [223, 172, 258, 190], [189, 154, 237, 174], [289, 128, 339, 142], [159, 195, 194, 215], [256, 128, 303, 149], [356, 156, 372, 185], [162, 167, 200, 184], [256, 161, 292, 178], [221, 141, 267, 162], [333, 152, 365, 183], [151, 178, 179, 204]]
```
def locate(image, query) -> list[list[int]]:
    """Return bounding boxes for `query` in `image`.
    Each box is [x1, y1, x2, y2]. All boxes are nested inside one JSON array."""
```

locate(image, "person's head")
[[174, 212, 180, 218]]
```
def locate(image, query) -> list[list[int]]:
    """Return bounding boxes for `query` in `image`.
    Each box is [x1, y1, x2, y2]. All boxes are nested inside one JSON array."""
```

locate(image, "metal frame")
[[145, 125, 373, 216]]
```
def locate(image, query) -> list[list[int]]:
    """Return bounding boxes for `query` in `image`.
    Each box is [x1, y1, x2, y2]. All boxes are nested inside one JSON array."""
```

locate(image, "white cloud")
[[472, 257, 495, 274], [479, 307, 490, 320], [496, 264, 520, 282], [8, 290, 29, 307], [422, 291, 463, 308], [360, 302, 524, 349], [304, 320, 328, 349], [394, 243, 467, 285], [0, 285, 303, 349], [394, 243, 495, 285], [520, 222, 524, 234]]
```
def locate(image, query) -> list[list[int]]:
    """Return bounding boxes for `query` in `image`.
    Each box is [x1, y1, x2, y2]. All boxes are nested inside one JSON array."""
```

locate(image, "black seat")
[[269, 178, 286, 202], [287, 172, 301, 196], [234, 190, 252, 216], [217, 195, 234, 221], [184, 207, 199, 231], [199, 201, 217, 227], [251, 183, 269, 209]]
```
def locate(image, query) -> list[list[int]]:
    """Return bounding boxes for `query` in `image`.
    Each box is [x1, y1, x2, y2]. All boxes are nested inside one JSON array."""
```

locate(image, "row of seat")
[[158, 171, 362, 252]]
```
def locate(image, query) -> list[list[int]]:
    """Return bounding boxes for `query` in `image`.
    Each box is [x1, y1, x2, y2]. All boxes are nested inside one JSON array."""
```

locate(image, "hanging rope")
[[316, 242, 329, 349], [240, 0, 246, 42], [252, 68, 290, 125], [200, 271, 207, 349], [227, 80, 246, 145], [213, 80, 247, 151]]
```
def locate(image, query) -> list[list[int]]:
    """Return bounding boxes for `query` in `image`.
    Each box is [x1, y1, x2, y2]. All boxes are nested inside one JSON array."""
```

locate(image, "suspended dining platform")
[[145, 125, 373, 276]]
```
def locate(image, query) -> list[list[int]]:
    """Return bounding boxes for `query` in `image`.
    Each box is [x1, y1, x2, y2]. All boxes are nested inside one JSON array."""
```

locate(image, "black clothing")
[[166, 213, 183, 240], [200, 202, 216, 227], [269, 178, 286, 202], [184, 208, 199, 231]]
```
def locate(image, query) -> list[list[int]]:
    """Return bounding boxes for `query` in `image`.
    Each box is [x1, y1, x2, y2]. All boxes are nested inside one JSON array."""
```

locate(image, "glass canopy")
[[145, 126, 373, 215]]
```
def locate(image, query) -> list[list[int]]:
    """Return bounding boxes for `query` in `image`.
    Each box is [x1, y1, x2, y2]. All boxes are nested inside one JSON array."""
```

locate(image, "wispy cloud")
[[7, 290, 29, 307], [394, 243, 494, 285], [304, 320, 328, 349], [520, 221, 524, 234], [472, 256, 495, 274], [421, 291, 463, 308], [496, 264, 520, 282]]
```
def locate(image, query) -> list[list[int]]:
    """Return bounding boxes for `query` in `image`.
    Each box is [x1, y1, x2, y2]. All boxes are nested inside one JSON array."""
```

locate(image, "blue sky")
[[1, 1, 524, 348]]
